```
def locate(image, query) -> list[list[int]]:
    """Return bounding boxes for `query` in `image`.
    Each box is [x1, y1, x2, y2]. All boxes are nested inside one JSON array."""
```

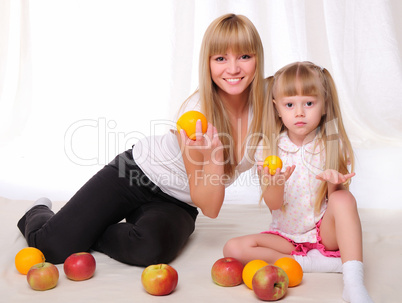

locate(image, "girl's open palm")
[[258, 164, 296, 187], [316, 169, 355, 185]]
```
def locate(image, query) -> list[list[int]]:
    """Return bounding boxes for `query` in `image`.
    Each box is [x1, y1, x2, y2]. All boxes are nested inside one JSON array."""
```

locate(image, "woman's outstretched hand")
[[180, 120, 223, 164], [179, 119, 225, 218]]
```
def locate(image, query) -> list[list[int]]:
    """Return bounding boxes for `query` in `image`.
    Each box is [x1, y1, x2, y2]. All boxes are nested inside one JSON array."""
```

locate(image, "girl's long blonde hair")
[[262, 61, 354, 213], [183, 14, 265, 178]]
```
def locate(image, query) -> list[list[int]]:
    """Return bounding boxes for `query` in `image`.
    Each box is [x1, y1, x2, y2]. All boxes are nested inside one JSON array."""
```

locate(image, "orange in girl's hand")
[[274, 257, 303, 287], [242, 259, 269, 289], [176, 111, 208, 140], [15, 247, 45, 275], [263, 155, 283, 175]]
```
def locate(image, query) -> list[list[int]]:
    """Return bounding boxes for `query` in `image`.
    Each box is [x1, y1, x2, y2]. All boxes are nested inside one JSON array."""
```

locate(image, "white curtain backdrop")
[[0, 0, 401, 208]]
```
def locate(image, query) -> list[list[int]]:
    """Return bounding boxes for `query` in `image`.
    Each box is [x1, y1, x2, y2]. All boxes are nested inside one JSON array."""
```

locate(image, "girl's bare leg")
[[319, 190, 362, 263], [319, 190, 373, 303], [223, 233, 295, 264]]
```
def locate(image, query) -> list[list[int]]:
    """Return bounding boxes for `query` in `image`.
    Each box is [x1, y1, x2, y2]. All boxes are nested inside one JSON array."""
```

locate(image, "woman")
[[17, 14, 265, 267]]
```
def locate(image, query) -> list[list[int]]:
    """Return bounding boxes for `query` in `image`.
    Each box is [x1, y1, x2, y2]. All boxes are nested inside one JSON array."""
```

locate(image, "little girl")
[[223, 62, 373, 303]]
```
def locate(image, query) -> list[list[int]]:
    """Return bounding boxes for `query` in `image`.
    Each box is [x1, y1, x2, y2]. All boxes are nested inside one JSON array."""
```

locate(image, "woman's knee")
[[116, 220, 191, 266], [123, 236, 180, 267], [104, 203, 196, 266]]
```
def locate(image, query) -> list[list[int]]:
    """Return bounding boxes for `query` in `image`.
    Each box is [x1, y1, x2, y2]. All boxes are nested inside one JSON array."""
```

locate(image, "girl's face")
[[209, 50, 256, 100], [274, 94, 324, 146]]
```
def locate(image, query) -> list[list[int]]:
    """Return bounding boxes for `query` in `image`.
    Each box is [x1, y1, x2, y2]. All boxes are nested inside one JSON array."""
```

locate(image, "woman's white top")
[[133, 92, 254, 206]]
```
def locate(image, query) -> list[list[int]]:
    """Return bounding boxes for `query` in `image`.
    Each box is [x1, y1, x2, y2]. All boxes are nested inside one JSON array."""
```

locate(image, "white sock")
[[293, 249, 343, 273], [26, 197, 52, 212], [342, 260, 373, 303]]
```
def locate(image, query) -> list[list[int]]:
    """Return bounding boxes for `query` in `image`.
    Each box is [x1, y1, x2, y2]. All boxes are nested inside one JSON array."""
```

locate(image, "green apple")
[[27, 262, 59, 291]]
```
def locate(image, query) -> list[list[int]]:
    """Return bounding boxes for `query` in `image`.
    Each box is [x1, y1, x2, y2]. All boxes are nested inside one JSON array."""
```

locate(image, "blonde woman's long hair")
[[262, 61, 354, 213], [183, 14, 265, 178]]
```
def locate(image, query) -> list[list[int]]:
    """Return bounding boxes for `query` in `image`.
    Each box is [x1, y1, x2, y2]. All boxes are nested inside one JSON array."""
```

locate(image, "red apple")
[[27, 262, 59, 291], [63, 252, 96, 281], [141, 264, 178, 296], [252, 265, 289, 301], [211, 257, 244, 287]]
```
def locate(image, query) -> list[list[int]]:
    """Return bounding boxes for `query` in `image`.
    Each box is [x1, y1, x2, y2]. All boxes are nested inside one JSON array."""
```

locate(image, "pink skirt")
[[262, 219, 340, 257]]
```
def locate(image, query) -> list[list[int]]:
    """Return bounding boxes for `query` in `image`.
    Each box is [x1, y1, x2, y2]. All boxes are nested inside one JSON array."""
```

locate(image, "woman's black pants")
[[17, 150, 198, 266]]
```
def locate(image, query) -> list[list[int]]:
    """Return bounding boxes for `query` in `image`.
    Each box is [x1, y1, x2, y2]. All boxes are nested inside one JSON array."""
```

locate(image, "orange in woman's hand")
[[176, 111, 208, 140], [274, 257, 303, 287], [242, 259, 268, 289], [15, 247, 45, 275], [263, 155, 283, 175]]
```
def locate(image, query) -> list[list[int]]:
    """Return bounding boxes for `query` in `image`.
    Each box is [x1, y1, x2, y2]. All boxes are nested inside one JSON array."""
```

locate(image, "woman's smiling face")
[[209, 50, 256, 98]]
